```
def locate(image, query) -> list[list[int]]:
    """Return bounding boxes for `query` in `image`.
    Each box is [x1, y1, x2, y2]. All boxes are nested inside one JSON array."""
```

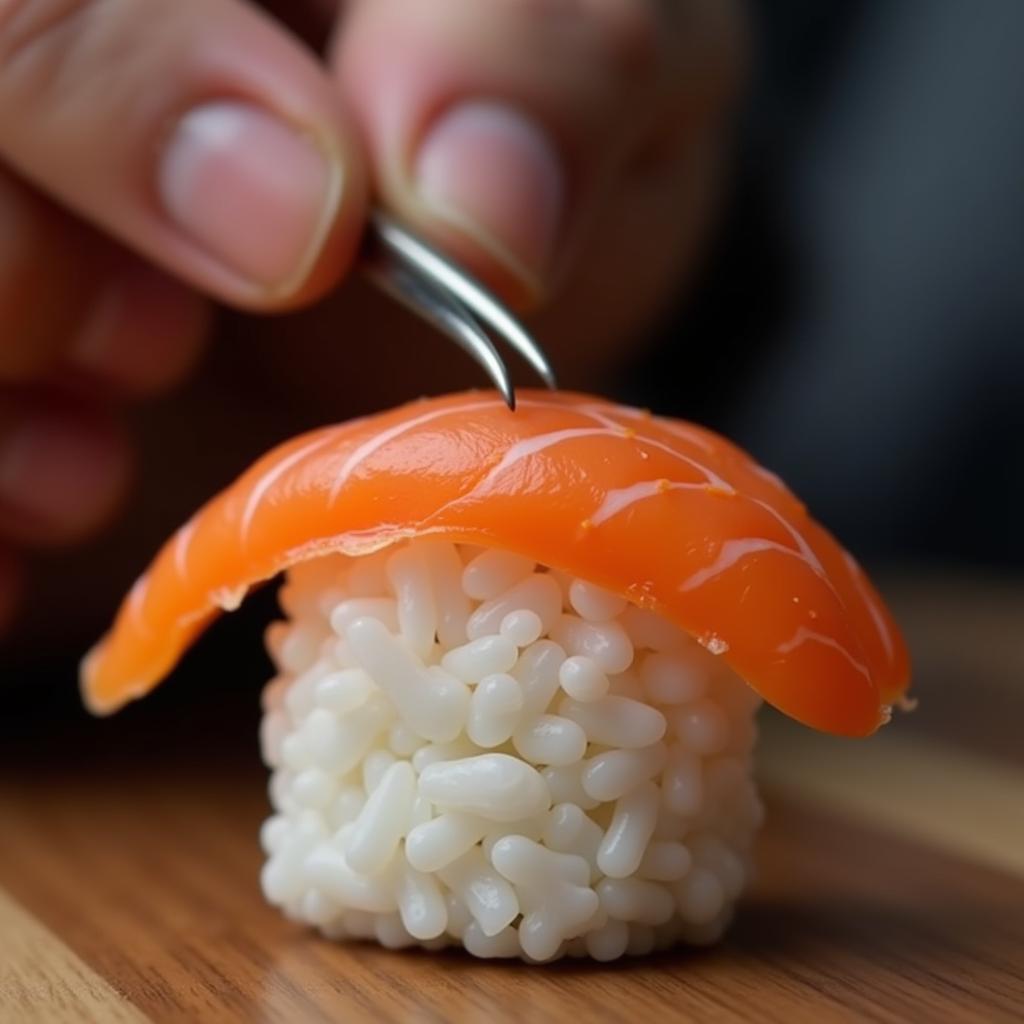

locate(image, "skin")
[[0, 0, 746, 637]]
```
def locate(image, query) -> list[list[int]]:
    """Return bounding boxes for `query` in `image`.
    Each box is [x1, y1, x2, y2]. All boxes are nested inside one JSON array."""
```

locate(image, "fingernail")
[[415, 101, 565, 289], [158, 101, 343, 296], [0, 407, 128, 539]]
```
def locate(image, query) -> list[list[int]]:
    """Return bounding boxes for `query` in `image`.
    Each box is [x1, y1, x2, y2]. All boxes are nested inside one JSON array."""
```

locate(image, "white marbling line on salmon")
[[535, 400, 668, 438], [578, 404, 716, 459], [473, 428, 624, 494], [679, 538, 820, 595], [127, 575, 151, 636], [513, 398, 740, 492], [751, 500, 827, 581], [326, 399, 506, 507], [633, 435, 735, 492], [286, 395, 598, 516], [651, 417, 717, 455], [581, 400, 648, 420], [174, 518, 198, 581], [550, 408, 733, 488], [750, 463, 787, 490], [776, 625, 871, 682], [843, 551, 895, 662], [473, 428, 736, 504], [572, 400, 665, 438], [155, 393, 836, 646], [525, 397, 739, 492], [90, 393, 901, 722], [589, 480, 713, 527], [240, 435, 337, 546], [205, 396, 801, 617], [322, 394, 738, 524], [569, 405, 629, 431], [420, 412, 745, 531], [750, 499, 849, 614]]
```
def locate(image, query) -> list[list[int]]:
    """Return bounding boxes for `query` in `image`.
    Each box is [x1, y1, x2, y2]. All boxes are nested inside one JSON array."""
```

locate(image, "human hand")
[[0, 0, 744, 635]]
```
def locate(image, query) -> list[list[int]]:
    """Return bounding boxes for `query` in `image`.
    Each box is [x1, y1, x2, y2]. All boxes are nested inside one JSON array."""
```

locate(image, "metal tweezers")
[[361, 212, 557, 409]]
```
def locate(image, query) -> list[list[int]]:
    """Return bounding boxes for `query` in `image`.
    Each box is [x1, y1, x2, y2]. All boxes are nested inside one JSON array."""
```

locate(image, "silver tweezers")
[[361, 212, 557, 409]]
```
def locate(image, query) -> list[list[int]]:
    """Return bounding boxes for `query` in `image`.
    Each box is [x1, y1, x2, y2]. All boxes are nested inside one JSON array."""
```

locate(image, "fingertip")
[[155, 100, 369, 310], [410, 100, 565, 307], [274, 118, 370, 309], [69, 265, 212, 398], [0, 399, 133, 547], [330, 4, 580, 309], [0, 174, 106, 383], [0, 0, 372, 315]]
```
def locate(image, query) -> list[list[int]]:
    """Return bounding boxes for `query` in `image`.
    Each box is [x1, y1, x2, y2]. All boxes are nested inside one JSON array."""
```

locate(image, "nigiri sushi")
[[82, 391, 909, 961]]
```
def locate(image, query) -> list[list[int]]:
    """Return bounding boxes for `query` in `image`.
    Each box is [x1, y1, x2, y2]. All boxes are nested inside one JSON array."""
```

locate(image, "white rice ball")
[[259, 539, 762, 961]]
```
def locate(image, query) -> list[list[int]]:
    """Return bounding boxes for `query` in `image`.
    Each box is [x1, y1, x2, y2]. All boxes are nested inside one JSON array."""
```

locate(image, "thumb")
[[0, 0, 368, 309]]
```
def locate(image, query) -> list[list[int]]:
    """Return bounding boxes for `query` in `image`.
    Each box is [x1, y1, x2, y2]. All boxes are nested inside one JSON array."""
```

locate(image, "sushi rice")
[[259, 538, 763, 962]]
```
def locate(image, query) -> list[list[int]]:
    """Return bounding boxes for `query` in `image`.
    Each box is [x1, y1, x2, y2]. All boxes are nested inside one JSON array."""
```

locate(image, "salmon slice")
[[81, 391, 910, 736]]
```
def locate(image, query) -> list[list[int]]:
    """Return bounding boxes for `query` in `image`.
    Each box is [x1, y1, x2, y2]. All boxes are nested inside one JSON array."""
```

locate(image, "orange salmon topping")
[[81, 391, 910, 735]]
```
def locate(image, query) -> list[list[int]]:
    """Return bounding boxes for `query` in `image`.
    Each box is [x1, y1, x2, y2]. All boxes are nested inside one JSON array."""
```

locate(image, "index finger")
[[0, 0, 368, 309]]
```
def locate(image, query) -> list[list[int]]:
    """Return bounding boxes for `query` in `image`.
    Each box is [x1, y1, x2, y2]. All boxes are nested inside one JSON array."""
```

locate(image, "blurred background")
[[3, 0, 1023, 722], [3, 10, 1023, 1012], [633, 0, 1024, 569]]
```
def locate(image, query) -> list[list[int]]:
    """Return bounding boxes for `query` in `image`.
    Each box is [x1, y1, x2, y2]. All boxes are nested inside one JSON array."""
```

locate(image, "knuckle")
[[0, 174, 98, 380], [0, 0, 94, 97], [0, 0, 144, 119]]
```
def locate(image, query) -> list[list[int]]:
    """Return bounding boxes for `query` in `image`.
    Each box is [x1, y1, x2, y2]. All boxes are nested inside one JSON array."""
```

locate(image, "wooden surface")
[[2, 575, 1023, 1023]]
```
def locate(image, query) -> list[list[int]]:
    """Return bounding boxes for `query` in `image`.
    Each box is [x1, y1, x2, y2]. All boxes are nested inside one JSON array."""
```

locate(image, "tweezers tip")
[[366, 212, 556, 403]]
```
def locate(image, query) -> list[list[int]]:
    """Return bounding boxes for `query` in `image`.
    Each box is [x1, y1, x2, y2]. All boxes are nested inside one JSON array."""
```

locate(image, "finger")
[[0, 0, 368, 311], [0, 171, 107, 381], [331, 0, 735, 307], [0, 395, 132, 546], [67, 262, 212, 399], [0, 170, 211, 395]]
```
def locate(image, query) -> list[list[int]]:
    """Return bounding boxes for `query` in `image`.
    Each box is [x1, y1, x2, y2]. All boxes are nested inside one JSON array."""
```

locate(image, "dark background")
[[4, 0, 1023, 721], [630, 0, 1024, 569]]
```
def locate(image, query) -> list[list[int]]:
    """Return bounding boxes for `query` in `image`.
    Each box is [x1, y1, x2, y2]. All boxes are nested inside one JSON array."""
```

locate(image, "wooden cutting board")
[[1, 577, 1021, 1023]]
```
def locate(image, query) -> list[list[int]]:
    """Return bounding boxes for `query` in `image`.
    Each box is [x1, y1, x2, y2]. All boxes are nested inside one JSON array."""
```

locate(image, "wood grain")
[[1, 577, 1022, 1023], [759, 722, 1024, 876], [1, 737, 1022, 1022], [0, 890, 148, 1024]]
